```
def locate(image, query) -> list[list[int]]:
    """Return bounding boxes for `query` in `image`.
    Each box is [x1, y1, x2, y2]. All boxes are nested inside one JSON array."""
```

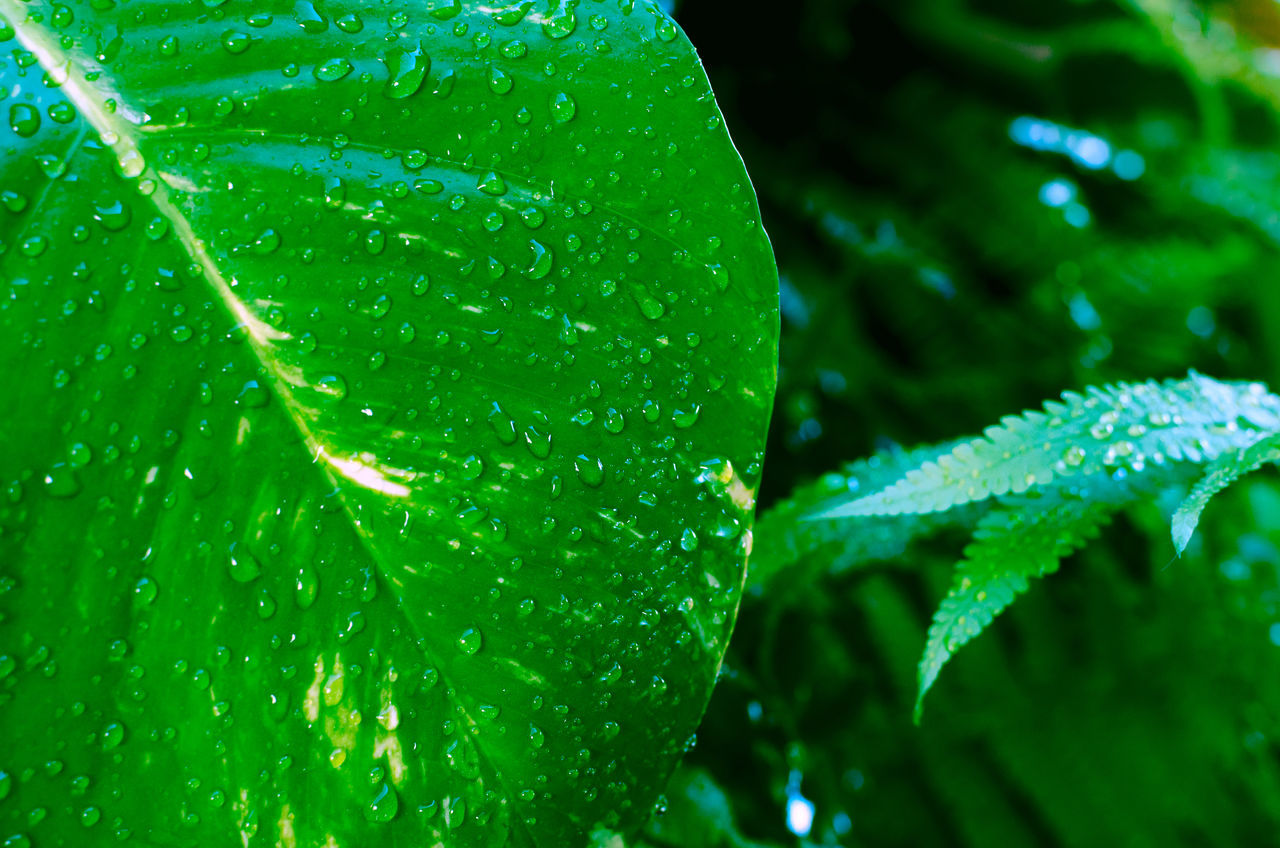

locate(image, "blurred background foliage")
[[637, 0, 1280, 845]]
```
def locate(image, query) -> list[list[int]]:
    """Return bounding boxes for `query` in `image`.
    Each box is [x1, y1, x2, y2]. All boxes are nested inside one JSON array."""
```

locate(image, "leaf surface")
[[813, 374, 1280, 519], [748, 439, 981, 592], [1172, 432, 1280, 554], [915, 484, 1120, 721], [0, 1, 778, 845]]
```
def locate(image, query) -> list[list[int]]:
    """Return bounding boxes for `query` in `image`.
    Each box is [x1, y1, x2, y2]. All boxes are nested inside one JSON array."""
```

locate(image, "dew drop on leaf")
[[293, 1, 327, 32], [220, 30, 251, 54], [365, 783, 399, 823], [524, 240, 554, 279], [383, 45, 428, 99], [8, 103, 40, 137], [542, 3, 577, 39], [574, 454, 605, 487], [43, 463, 81, 499], [315, 374, 348, 401], [488, 67, 514, 95], [227, 542, 262, 583], [550, 91, 577, 124], [457, 627, 483, 655], [314, 57, 353, 81]]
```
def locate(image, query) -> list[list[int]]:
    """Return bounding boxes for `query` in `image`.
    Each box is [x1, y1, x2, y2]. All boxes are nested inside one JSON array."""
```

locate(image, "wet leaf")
[[0, 1, 778, 845]]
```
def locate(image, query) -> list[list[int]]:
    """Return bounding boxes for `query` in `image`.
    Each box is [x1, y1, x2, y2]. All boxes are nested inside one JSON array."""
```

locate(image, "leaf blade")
[[0, 2, 778, 845], [915, 485, 1120, 722], [815, 373, 1280, 520], [1172, 432, 1280, 554]]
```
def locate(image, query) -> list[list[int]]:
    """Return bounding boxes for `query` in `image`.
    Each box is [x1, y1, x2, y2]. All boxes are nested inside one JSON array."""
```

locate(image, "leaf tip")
[[1171, 514, 1197, 556]]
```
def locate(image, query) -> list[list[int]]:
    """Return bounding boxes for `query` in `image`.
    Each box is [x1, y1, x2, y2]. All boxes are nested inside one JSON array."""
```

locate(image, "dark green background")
[[656, 0, 1280, 845]]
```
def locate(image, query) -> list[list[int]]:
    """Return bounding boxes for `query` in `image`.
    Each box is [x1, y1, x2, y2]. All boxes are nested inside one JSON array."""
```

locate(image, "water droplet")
[[524, 420, 553, 459], [100, 722, 125, 750], [383, 45, 428, 99], [68, 440, 93, 468], [477, 171, 507, 196], [365, 783, 399, 823], [574, 454, 605, 487], [672, 404, 701, 429], [9, 103, 40, 137], [460, 454, 484, 481], [237, 380, 270, 408], [221, 30, 251, 54], [550, 91, 577, 124], [93, 200, 131, 231], [134, 576, 158, 606], [603, 408, 626, 433], [654, 14, 678, 42], [487, 67, 514, 95], [491, 0, 534, 25], [43, 463, 81, 498], [324, 176, 347, 208], [293, 2, 328, 31], [457, 627, 483, 655], [1062, 445, 1086, 467], [335, 12, 363, 32], [316, 374, 348, 402], [429, 0, 462, 20], [680, 528, 699, 551], [315, 57, 353, 81], [521, 206, 546, 229], [252, 228, 281, 254], [542, 2, 577, 38], [630, 284, 665, 320], [488, 403, 518, 445], [47, 101, 75, 124], [524, 240, 554, 279], [337, 610, 366, 643], [295, 566, 319, 609], [228, 542, 262, 583]]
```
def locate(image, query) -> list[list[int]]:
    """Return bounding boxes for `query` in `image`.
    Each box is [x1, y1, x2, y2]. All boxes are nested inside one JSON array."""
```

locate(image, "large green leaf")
[[0, 1, 778, 845]]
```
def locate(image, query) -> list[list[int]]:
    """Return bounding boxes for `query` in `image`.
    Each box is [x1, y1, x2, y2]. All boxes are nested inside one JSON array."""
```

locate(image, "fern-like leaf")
[[1172, 432, 1280, 554], [915, 484, 1121, 722], [747, 440, 983, 591], [811, 373, 1280, 520]]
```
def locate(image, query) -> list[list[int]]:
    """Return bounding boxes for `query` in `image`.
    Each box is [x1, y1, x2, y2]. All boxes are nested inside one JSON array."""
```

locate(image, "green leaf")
[[633, 766, 780, 848], [748, 439, 982, 592], [915, 484, 1120, 722], [1172, 432, 1280, 554], [812, 373, 1280, 520], [0, 2, 778, 846]]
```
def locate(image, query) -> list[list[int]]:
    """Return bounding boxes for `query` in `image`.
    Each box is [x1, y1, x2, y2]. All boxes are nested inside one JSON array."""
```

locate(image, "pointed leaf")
[[815, 373, 1280, 520], [749, 439, 983, 592], [0, 2, 778, 846], [915, 484, 1120, 722], [1172, 432, 1280, 554]]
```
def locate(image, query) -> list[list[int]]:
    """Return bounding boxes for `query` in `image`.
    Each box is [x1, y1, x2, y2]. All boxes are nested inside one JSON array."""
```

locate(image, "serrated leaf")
[[748, 439, 982, 592], [915, 483, 1122, 722], [1172, 432, 1280, 554], [813, 373, 1280, 520], [0, 2, 778, 846]]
